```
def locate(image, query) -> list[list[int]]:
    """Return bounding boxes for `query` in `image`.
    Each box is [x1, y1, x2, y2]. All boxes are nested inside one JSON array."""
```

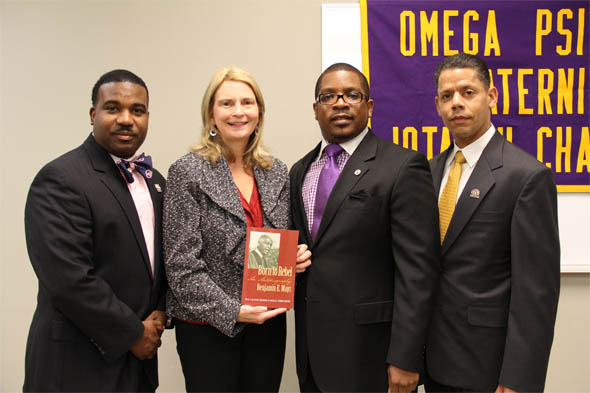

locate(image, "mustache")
[[115, 126, 134, 133]]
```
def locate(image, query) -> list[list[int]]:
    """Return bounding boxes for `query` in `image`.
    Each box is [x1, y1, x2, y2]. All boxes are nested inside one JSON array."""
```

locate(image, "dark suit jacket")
[[23, 134, 166, 392], [426, 131, 560, 392], [290, 131, 440, 392]]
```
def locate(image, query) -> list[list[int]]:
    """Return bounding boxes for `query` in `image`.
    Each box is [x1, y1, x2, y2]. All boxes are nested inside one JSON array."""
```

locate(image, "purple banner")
[[364, 0, 590, 191]]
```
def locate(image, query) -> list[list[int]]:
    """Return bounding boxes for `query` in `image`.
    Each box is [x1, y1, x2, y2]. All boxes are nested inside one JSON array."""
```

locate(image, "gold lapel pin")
[[469, 188, 480, 198], [155, 184, 162, 193], [354, 169, 361, 176]]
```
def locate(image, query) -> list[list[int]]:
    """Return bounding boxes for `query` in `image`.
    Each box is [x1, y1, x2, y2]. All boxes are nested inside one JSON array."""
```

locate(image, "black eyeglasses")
[[316, 92, 366, 105]]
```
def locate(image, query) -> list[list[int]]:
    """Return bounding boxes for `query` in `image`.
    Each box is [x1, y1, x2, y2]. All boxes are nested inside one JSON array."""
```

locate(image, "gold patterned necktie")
[[438, 151, 466, 243]]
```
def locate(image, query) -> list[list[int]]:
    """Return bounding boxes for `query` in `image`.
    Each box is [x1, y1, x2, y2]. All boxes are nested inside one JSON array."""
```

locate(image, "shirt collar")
[[317, 127, 369, 159], [110, 153, 124, 164], [109, 152, 140, 164], [449, 124, 496, 168]]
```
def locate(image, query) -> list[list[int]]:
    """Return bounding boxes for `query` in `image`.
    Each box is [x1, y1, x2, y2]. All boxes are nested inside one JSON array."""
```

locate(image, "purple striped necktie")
[[311, 144, 344, 240]]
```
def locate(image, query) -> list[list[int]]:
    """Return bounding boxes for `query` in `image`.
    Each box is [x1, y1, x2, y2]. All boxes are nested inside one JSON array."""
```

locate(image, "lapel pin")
[[354, 169, 361, 176], [469, 188, 480, 198], [155, 184, 162, 193]]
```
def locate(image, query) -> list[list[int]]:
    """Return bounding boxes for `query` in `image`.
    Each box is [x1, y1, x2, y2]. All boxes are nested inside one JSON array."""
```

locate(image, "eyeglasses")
[[316, 92, 366, 105]]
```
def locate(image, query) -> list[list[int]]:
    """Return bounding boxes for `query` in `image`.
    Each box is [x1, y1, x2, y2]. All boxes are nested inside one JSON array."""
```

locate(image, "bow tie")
[[117, 153, 153, 184]]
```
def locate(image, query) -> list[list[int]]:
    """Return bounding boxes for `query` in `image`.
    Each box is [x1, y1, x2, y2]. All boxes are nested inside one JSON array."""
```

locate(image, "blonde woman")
[[163, 67, 310, 392]]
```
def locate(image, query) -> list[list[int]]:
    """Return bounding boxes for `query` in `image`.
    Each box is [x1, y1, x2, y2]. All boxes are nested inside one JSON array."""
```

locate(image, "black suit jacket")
[[426, 131, 560, 392], [290, 131, 440, 392], [23, 135, 166, 392]]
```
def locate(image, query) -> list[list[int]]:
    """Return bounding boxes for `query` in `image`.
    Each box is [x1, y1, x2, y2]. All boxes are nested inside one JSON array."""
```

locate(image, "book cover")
[[241, 227, 299, 309]]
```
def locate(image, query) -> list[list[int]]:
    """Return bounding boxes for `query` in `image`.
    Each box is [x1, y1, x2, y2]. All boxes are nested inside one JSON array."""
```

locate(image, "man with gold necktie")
[[426, 53, 560, 393]]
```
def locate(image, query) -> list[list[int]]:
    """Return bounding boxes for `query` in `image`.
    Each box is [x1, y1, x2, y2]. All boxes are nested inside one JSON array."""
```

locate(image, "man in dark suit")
[[23, 69, 167, 392], [290, 63, 440, 392], [425, 53, 560, 393]]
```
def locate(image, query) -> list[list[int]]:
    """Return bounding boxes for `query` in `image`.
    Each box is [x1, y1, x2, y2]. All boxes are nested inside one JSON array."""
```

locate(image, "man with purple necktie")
[[289, 63, 441, 393], [23, 69, 167, 392]]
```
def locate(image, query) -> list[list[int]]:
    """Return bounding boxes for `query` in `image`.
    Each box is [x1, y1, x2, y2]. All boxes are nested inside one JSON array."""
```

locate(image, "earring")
[[209, 129, 217, 137], [254, 126, 259, 134]]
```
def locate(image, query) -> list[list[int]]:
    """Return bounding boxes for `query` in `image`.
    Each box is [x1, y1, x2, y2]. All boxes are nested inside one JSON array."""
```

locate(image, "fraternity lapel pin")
[[155, 184, 162, 193], [469, 188, 480, 198]]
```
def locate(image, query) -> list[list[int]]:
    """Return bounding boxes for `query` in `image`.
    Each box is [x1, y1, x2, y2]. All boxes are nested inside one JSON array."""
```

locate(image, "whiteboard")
[[322, 3, 590, 272]]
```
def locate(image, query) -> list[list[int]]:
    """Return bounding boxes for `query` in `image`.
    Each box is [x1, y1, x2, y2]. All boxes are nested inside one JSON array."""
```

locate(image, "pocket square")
[[349, 190, 368, 200]]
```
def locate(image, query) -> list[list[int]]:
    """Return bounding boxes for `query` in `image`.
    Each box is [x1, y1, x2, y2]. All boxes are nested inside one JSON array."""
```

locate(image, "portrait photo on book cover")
[[248, 231, 280, 269]]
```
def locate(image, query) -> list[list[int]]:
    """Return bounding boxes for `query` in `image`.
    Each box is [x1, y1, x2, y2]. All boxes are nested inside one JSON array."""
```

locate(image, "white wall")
[[0, 1, 588, 392]]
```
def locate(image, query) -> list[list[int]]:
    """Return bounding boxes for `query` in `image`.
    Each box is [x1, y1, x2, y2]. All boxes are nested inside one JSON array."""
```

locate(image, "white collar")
[[449, 124, 496, 169]]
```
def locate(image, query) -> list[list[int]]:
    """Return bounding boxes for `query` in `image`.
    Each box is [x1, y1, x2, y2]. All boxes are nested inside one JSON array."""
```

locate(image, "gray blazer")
[[163, 152, 290, 337]]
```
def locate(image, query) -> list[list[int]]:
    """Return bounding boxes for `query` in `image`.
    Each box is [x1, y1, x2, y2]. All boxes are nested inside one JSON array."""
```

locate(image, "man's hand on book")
[[295, 244, 312, 273]]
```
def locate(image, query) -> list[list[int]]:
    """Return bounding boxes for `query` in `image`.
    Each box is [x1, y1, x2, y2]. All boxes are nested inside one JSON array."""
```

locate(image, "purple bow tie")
[[117, 153, 153, 183]]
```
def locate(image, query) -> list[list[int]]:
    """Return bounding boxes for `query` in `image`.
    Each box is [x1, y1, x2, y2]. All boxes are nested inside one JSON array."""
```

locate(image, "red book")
[[241, 227, 299, 309]]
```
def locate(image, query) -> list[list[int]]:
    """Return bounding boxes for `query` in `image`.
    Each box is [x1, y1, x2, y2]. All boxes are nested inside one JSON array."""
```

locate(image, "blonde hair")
[[190, 67, 273, 169]]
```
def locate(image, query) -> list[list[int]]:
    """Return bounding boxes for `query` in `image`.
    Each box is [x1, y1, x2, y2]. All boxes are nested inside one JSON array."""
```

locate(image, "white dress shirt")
[[438, 125, 496, 203]]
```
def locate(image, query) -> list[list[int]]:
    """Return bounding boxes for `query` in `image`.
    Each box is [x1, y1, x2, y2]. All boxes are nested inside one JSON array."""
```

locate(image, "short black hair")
[[91, 69, 149, 106], [314, 63, 370, 99], [434, 53, 491, 91]]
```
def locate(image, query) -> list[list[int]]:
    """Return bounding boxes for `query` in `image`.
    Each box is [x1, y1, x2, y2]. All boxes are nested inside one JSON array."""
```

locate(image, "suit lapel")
[[198, 157, 248, 267], [441, 132, 504, 254], [294, 143, 321, 246], [431, 149, 451, 197], [314, 132, 376, 244], [146, 176, 164, 284], [83, 135, 154, 279], [254, 163, 287, 229], [198, 157, 246, 224]]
